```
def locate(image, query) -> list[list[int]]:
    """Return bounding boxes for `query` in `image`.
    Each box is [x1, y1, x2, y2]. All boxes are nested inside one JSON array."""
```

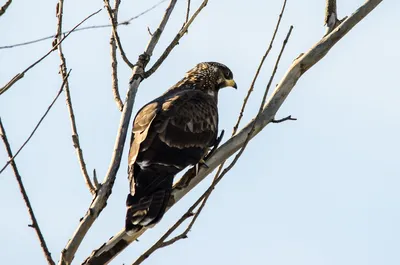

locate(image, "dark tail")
[[125, 167, 174, 231], [125, 188, 171, 230]]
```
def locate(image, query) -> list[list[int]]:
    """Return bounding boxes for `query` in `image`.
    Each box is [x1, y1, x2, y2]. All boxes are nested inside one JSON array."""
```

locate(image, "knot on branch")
[[130, 53, 151, 82], [71, 135, 79, 148], [137, 53, 150, 69]]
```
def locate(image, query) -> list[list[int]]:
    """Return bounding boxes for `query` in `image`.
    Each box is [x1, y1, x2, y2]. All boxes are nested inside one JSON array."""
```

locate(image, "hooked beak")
[[224, 79, 237, 89]]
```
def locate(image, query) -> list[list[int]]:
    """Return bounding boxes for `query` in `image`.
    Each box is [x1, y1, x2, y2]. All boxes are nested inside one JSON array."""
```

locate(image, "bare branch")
[[0, 0, 12, 17], [0, 71, 72, 175], [104, 0, 134, 68], [132, 25, 294, 265], [137, 2, 291, 256], [271, 115, 297, 123], [144, 0, 208, 78], [106, 0, 124, 111], [185, 0, 191, 24], [59, 1, 179, 264], [93, 169, 100, 189], [0, 0, 168, 50], [0, 9, 101, 96], [0, 74, 72, 265], [233, 0, 287, 134], [82, 1, 383, 263], [55, 0, 95, 195]]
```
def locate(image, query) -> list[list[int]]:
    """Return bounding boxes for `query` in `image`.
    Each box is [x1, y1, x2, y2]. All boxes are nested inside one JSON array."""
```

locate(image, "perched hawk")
[[126, 62, 237, 231]]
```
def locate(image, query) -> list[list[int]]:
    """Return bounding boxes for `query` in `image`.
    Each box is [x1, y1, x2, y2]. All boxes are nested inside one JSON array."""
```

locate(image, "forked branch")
[[55, 0, 96, 195], [82, 1, 383, 264], [58, 1, 185, 264]]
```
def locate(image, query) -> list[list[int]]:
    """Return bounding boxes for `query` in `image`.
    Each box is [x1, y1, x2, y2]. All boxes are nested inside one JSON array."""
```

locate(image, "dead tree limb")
[[55, 0, 96, 195], [106, 0, 124, 111], [144, 0, 208, 78], [58, 1, 181, 264], [0, 118, 56, 265], [82, 1, 383, 264], [0, 0, 12, 17], [104, 0, 134, 69]]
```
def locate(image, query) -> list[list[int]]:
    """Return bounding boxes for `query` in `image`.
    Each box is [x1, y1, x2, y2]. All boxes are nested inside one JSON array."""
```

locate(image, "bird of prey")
[[125, 62, 237, 231]]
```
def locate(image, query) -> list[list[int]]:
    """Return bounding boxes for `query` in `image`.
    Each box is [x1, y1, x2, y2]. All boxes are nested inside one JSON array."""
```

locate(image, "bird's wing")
[[154, 90, 218, 149], [128, 101, 159, 172], [127, 90, 218, 191]]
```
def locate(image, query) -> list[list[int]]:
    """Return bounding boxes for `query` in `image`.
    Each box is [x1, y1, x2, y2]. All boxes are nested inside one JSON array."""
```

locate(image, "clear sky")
[[1, 0, 399, 264]]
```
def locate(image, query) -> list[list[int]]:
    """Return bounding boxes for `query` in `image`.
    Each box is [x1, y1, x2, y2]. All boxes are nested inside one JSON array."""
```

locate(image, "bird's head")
[[185, 62, 237, 94]]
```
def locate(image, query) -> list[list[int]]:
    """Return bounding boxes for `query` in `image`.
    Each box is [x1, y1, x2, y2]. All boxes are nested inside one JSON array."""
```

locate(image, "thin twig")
[[232, 0, 287, 134], [0, 0, 168, 50], [185, 0, 191, 24], [0, 71, 72, 175], [0, 75, 72, 265], [144, 0, 208, 78], [59, 1, 179, 265], [104, 0, 134, 68], [55, 0, 95, 194], [271, 115, 297, 123], [106, 0, 124, 111], [0, 0, 12, 17], [0, 9, 101, 96]]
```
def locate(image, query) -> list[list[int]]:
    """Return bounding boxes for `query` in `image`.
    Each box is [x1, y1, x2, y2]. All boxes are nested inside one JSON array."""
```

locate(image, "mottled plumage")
[[126, 62, 236, 231]]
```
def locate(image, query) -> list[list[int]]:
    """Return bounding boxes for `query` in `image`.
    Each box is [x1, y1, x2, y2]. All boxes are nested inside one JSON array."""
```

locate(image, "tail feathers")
[[125, 189, 171, 231]]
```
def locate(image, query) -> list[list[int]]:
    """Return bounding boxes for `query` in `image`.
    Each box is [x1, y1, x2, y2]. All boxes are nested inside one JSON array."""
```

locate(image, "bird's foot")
[[203, 130, 225, 162]]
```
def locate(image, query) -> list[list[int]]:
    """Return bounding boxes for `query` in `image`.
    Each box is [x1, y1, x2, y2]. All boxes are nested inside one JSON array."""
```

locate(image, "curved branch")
[[82, 0, 383, 264], [58, 1, 179, 264]]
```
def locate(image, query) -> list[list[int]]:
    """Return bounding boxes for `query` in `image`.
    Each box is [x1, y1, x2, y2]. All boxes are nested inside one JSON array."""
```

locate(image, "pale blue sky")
[[1, 0, 399, 264]]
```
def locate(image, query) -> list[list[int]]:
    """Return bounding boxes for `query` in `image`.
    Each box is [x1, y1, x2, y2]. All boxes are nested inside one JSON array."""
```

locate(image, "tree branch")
[[104, 0, 134, 69], [132, 24, 294, 265], [0, 76, 70, 265], [0, 0, 12, 17], [0, 9, 101, 96], [0, 0, 168, 50], [271, 115, 297, 123], [106, 0, 124, 111], [185, 0, 191, 24], [0, 71, 72, 175], [134, 1, 290, 259], [144, 0, 208, 78], [82, 1, 383, 264], [232, 0, 287, 134], [55, 0, 96, 195], [58, 1, 179, 264]]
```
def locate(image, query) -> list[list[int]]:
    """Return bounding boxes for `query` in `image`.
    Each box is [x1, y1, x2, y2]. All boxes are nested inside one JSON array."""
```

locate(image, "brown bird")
[[126, 62, 237, 231]]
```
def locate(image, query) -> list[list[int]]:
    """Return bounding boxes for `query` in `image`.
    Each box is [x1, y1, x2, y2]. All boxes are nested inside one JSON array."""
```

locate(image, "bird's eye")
[[224, 70, 232, 79]]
